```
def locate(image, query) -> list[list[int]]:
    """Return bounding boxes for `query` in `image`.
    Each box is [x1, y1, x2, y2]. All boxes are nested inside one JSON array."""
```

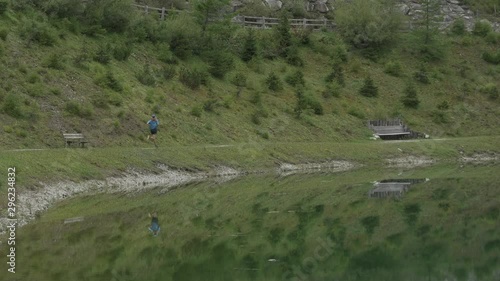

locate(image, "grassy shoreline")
[[1, 135, 498, 191]]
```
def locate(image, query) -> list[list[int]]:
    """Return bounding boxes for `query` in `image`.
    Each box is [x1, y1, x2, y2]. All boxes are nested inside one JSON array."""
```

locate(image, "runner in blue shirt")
[[147, 114, 159, 147], [148, 211, 160, 236]]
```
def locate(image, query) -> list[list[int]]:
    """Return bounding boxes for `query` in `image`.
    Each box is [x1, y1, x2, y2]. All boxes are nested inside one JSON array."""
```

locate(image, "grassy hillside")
[[0, 0, 499, 150]]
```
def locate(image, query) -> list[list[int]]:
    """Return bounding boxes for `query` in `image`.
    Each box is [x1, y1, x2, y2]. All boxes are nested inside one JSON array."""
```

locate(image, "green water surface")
[[7, 165, 500, 281]]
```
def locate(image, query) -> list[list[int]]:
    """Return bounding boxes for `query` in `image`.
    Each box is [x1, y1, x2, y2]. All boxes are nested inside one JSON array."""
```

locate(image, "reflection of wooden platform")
[[369, 179, 428, 198], [369, 183, 411, 198], [64, 217, 84, 224]]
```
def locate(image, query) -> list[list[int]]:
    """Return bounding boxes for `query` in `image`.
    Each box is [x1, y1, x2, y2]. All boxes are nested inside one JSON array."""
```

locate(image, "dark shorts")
[[150, 128, 157, 135]]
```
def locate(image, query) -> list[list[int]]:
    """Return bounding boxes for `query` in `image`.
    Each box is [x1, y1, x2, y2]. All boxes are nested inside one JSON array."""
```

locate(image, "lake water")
[[9, 164, 500, 281]]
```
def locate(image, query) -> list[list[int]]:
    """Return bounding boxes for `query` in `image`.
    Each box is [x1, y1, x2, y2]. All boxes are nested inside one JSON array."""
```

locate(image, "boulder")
[[264, 0, 282, 10]]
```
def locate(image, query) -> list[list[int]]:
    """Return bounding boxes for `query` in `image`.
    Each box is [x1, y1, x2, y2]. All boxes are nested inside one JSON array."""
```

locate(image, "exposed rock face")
[[264, 0, 283, 10], [231, 0, 499, 32], [306, 0, 330, 13], [397, 0, 499, 32]]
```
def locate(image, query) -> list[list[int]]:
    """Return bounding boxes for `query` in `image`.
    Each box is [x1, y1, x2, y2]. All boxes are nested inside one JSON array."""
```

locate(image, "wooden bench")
[[63, 133, 88, 148]]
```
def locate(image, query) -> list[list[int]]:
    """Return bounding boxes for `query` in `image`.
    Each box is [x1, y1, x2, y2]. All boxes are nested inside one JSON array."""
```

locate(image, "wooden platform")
[[367, 119, 424, 140]]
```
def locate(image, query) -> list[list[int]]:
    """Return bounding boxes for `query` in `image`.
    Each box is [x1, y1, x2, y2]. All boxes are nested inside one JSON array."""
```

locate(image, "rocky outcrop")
[[231, 0, 499, 32], [306, 0, 329, 13], [397, 0, 499, 32]]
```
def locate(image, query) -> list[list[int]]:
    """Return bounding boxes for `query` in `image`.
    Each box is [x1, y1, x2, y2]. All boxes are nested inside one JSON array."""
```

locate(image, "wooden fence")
[[132, 3, 175, 20], [131, 4, 334, 30], [232, 15, 335, 30]]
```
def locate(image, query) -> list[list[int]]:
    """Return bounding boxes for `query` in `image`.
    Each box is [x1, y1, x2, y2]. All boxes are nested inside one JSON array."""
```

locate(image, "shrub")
[[348, 108, 365, 119], [231, 72, 247, 88], [45, 53, 65, 70], [294, 89, 323, 117], [137, 65, 156, 86], [27, 73, 40, 84], [206, 51, 234, 79], [414, 68, 430, 84], [127, 15, 160, 43], [286, 46, 303, 67], [169, 32, 192, 60], [104, 71, 123, 92], [325, 64, 345, 86], [251, 111, 261, 125], [322, 82, 342, 98], [432, 110, 448, 124], [191, 106, 202, 117], [179, 66, 208, 90], [384, 60, 403, 77], [113, 42, 133, 61], [480, 83, 498, 100], [485, 32, 500, 44], [437, 100, 449, 110], [161, 65, 176, 81], [450, 19, 466, 36], [99, 0, 134, 33], [0, 28, 8, 40], [401, 83, 420, 108], [335, 0, 401, 50], [265, 72, 283, 92], [359, 76, 378, 97], [203, 99, 218, 112], [51, 88, 61, 96], [360, 216, 380, 235], [94, 43, 112, 64], [250, 91, 261, 105], [65, 101, 93, 118], [403, 203, 421, 227], [20, 21, 57, 46], [257, 130, 269, 139], [473, 20, 492, 37], [285, 70, 305, 87], [157, 45, 177, 64], [65, 101, 81, 116], [2, 94, 23, 118], [15, 129, 27, 138], [73, 43, 91, 66], [0, 0, 8, 14], [482, 51, 500, 65]]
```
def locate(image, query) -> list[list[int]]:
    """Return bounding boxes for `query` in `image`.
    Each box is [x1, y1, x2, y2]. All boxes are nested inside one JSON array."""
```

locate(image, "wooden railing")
[[232, 15, 335, 30], [132, 3, 177, 20], [131, 4, 334, 30]]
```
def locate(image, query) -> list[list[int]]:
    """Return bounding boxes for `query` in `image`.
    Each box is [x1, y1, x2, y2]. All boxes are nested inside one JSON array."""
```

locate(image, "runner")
[[147, 114, 159, 147]]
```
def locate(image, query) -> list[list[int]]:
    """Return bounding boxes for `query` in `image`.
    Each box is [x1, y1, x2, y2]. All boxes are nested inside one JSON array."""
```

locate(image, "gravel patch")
[[0, 166, 241, 236], [386, 156, 435, 168], [277, 160, 356, 176], [460, 153, 499, 163]]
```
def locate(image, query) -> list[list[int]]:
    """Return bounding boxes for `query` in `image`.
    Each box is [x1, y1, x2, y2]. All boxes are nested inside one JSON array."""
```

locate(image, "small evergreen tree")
[[242, 29, 257, 62], [359, 76, 378, 97], [402, 82, 420, 108], [276, 12, 292, 58], [266, 72, 283, 92], [325, 64, 345, 87]]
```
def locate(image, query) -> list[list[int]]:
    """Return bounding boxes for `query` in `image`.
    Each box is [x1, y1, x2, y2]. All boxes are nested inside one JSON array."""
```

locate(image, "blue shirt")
[[147, 119, 159, 130]]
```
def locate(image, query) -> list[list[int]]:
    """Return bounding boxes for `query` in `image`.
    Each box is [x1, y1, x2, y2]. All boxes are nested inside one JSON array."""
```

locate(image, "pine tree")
[[359, 76, 378, 97], [242, 29, 257, 62], [276, 12, 292, 58], [402, 82, 420, 108], [420, 0, 441, 44]]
